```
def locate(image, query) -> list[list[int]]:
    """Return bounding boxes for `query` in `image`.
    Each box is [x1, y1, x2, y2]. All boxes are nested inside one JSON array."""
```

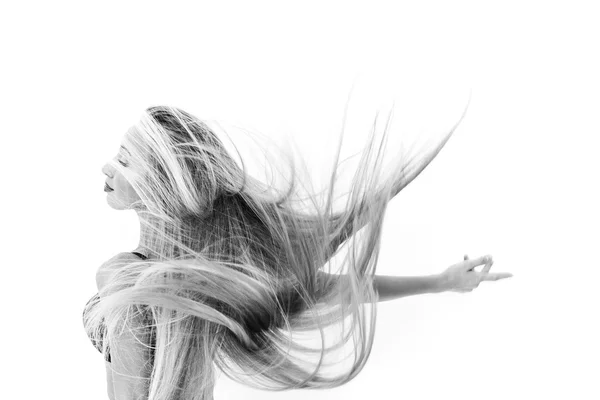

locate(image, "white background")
[[1, 1, 598, 399]]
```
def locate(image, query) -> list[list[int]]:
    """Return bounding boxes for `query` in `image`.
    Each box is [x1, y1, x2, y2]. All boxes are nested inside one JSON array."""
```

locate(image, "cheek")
[[115, 175, 132, 193], [122, 178, 141, 199], [114, 169, 142, 199]]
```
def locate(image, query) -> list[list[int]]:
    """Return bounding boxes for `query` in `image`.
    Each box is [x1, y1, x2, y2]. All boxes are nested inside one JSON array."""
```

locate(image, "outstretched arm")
[[319, 254, 513, 303], [372, 273, 444, 302], [318, 272, 444, 303]]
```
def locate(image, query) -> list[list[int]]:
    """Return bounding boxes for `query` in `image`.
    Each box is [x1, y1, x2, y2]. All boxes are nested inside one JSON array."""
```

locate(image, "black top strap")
[[131, 251, 148, 260]]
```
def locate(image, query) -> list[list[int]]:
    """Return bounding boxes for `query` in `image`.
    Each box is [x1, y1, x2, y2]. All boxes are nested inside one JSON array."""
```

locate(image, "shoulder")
[[96, 252, 146, 291]]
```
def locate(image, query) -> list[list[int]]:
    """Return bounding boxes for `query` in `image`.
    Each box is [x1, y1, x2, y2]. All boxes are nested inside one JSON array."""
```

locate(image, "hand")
[[438, 254, 513, 293]]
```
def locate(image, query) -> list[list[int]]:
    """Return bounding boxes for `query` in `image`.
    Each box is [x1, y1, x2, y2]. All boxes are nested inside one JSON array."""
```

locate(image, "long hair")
[[83, 102, 466, 400]]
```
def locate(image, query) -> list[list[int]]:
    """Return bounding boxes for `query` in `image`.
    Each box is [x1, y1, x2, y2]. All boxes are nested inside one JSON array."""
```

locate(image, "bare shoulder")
[[96, 252, 145, 291]]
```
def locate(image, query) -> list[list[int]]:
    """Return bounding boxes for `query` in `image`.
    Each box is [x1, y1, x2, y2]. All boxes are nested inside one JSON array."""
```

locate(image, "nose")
[[102, 163, 114, 178]]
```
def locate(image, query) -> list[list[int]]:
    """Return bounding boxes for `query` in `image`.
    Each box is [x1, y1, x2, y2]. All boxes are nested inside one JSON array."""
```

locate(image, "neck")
[[135, 210, 161, 259]]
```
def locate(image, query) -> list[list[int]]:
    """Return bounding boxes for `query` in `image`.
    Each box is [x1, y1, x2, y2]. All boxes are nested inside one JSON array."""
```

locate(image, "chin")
[[106, 195, 131, 210], [107, 203, 127, 211]]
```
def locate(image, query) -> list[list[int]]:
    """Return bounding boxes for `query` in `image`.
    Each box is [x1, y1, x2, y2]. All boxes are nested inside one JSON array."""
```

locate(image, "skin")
[[96, 259, 152, 400], [442, 255, 512, 292], [99, 138, 155, 400], [102, 143, 140, 209], [101, 141, 154, 257], [99, 134, 513, 399]]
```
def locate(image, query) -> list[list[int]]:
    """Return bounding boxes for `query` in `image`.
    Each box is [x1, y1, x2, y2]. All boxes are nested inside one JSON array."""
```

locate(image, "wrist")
[[433, 273, 448, 293]]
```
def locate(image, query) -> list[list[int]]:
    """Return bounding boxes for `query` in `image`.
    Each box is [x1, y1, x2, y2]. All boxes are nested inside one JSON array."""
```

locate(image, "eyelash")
[[118, 160, 128, 167]]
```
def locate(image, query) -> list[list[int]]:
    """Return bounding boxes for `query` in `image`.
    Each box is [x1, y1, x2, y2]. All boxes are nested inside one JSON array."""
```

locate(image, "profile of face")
[[102, 140, 142, 210]]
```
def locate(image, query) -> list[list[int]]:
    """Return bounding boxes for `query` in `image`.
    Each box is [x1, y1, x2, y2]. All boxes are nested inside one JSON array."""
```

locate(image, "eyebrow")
[[120, 145, 131, 155]]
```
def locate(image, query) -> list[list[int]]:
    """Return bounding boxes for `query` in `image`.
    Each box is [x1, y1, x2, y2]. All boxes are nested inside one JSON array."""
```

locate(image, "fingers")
[[481, 272, 513, 281], [462, 253, 512, 284], [463, 255, 491, 270], [482, 258, 494, 274]]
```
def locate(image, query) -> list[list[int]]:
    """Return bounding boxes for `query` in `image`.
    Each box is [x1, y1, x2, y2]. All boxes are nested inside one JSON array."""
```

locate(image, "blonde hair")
[[83, 104, 466, 399]]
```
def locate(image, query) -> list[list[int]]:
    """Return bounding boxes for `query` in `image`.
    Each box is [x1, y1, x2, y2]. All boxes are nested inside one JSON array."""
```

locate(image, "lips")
[[104, 182, 114, 192]]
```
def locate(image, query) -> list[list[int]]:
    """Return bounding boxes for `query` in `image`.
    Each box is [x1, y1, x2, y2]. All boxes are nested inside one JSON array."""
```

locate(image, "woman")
[[83, 106, 512, 400]]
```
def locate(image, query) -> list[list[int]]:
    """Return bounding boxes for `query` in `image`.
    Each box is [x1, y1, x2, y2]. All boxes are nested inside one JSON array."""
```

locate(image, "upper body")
[[88, 251, 501, 400], [89, 251, 154, 400], [89, 250, 335, 400], [88, 106, 508, 400]]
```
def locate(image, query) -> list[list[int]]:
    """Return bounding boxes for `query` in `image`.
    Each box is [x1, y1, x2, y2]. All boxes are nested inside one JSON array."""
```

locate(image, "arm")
[[105, 361, 115, 400], [318, 271, 444, 303], [318, 254, 511, 303], [108, 318, 152, 400], [371, 274, 444, 302]]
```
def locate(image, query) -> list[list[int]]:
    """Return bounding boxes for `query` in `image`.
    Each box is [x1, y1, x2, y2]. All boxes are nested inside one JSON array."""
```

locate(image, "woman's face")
[[102, 143, 142, 210]]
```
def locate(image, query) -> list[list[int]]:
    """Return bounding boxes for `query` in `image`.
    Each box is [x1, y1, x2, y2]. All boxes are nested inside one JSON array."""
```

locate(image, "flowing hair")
[[83, 101, 467, 400]]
